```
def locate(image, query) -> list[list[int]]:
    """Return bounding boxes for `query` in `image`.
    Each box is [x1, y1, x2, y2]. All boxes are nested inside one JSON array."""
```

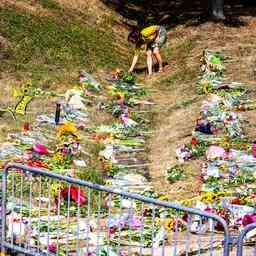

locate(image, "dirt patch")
[[54, 0, 113, 23], [0, 35, 11, 61], [54, 0, 106, 12], [0, 35, 10, 49], [147, 79, 202, 199], [0, 0, 53, 16]]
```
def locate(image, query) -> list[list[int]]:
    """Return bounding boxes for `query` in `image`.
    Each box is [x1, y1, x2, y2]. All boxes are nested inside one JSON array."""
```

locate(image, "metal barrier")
[[236, 223, 256, 256], [1, 163, 230, 256]]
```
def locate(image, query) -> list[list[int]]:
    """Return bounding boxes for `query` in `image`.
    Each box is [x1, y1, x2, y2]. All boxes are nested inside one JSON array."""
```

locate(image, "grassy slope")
[[0, 0, 131, 166], [0, 0, 129, 86]]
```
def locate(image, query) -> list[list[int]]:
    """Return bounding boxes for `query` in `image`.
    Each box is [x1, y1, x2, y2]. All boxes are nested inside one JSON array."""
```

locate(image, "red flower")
[[230, 197, 241, 205], [61, 186, 87, 206], [191, 137, 198, 146], [108, 227, 116, 236], [216, 209, 230, 230]]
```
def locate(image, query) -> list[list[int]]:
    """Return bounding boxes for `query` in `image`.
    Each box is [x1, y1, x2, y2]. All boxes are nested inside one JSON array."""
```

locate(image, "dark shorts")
[[146, 26, 167, 51]]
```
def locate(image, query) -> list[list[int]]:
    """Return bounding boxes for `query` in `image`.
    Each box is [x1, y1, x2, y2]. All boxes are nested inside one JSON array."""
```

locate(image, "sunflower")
[[203, 85, 209, 94], [57, 122, 80, 140], [115, 91, 125, 100], [219, 137, 230, 149], [50, 183, 62, 197], [164, 218, 175, 231]]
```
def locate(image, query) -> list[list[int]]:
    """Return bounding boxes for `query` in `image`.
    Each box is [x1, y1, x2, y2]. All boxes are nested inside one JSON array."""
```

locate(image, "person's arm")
[[128, 54, 139, 73], [155, 27, 161, 44]]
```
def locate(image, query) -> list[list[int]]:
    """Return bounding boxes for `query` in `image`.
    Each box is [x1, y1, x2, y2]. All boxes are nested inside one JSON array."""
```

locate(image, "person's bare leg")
[[146, 49, 153, 76], [153, 47, 163, 72]]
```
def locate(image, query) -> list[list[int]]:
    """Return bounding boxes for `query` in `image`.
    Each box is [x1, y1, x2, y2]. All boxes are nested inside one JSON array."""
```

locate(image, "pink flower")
[[48, 243, 56, 254], [33, 143, 49, 155], [131, 215, 141, 229], [242, 214, 256, 227], [120, 251, 128, 256], [205, 207, 215, 214]]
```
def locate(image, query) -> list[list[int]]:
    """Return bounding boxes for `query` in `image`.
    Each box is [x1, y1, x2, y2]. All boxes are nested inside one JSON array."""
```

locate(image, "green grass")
[[159, 34, 200, 89], [0, 6, 126, 84], [38, 0, 64, 12], [159, 66, 198, 88], [76, 167, 105, 185]]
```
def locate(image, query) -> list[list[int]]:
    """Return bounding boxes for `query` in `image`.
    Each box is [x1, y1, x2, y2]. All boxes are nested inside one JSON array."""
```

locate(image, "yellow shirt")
[[141, 25, 159, 41], [134, 25, 159, 55]]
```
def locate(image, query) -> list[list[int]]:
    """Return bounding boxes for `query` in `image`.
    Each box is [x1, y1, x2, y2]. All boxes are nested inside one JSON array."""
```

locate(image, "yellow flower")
[[57, 122, 80, 140], [164, 218, 175, 231], [51, 183, 62, 197], [107, 133, 114, 140], [24, 80, 32, 88], [159, 195, 169, 201], [244, 144, 251, 151], [201, 81, 211, 94], [115, 91, 124, 99], [180, 196, 201, 207], [52, 153, 65, 164], [155, 217, 162, 226], [201, 191, 230, 203], [201, 192, 216, 203], [104, 161, 113, 172], [219, 164, 227, 172], [105, 180, 112, 186]]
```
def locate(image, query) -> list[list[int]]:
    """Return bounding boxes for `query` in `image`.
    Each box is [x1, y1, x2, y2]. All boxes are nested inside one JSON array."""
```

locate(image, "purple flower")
[[130, 215, 141, 229]]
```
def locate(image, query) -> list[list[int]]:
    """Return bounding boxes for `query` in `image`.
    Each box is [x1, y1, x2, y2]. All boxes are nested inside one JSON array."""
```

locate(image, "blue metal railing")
[[1, 163, 231, 255]]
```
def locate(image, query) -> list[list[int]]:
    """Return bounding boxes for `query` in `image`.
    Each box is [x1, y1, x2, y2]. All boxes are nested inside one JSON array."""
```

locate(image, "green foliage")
[[189, 141, 209, 158], [120, 72, 136, 83], [229, 173, 256, 185], [77, 167, 105, 185], [167, 165, 186, 184], [202, 177, 222, 192], [108, 165, 129, 177], [91, 142, 105, 156], [160, 67, 198, 88], [103, 102, 124, 117]]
